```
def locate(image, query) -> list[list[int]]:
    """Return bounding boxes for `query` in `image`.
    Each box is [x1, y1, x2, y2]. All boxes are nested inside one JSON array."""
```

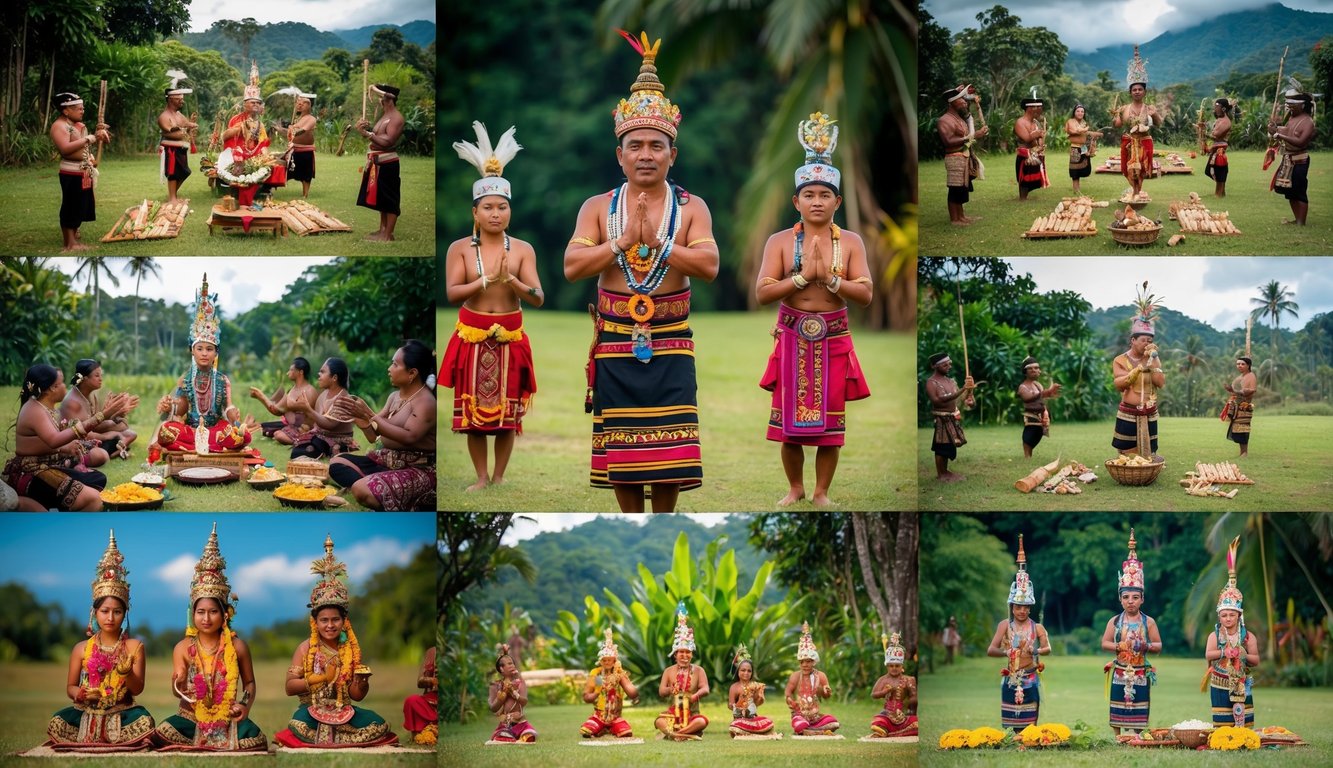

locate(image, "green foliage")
[[0, 259, 81, 385], [181, 20, 356, 73], [952, 6, 1068, 131], [100, 0, 190, 46], [297, 258, 434, 353], [263, 61, 346, 110], [918, 515, 1015, 660], [0, 582, 82, 662]]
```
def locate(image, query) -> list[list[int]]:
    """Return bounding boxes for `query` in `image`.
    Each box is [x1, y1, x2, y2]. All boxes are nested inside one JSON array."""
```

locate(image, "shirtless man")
[[1200, 98, 1233, 197], [157, 87, 196, 202], [1016, 356, 1060, 458], [1112, 329, 1166, 457], [49, 92, 109, 252], [1269, 91, 1315, 225], [284, 94, 318, 198], [655, 635, 710, 739], [925, 353, 973, 481], [1114, 76, 1160, 197], [1014, 97, 1047, 200], [355, 84, 405, 240], [938, 86, 988, 224]]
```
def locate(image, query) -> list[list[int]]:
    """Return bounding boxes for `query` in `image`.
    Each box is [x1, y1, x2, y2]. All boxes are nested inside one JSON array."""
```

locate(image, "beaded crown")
[[670, 602, 696, 653], [612, 30, 682, 140], [1127, 45, 1149, 87], [1118, 528, 1145, 594], [1008, 535, 1036, 606], [796, 621, 820, 662], [598, 627, 619, 660], [795, 111, 841, 193], [885, 631, 905, 665], [243, 60, 261, 102], [306, 535, 350, 611], [453, 121, 521, 201], [190, 522, 233, 610], [92, 529, 131, 606], [1216, 536, 1245, 615], [189, 273, 220, 348]]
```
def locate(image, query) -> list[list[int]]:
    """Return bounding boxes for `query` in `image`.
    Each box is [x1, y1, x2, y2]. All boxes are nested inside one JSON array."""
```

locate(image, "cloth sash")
[[944, 153, 969, 186], [1120, 134, 1154, 181], [1015, 147, 1048, 187], [363, 150, 399, 207], [1113, 401, 1158, 456]]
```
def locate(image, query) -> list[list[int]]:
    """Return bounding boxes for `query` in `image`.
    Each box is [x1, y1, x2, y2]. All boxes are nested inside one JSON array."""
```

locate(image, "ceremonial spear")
[[1263, 46, 1289, 170], [336, 59, 368, 156], [95, 79, 108, 167], [953, 263, 983, 407]]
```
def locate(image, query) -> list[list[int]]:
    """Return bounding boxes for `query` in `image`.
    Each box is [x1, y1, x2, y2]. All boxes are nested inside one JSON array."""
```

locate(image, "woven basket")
[[1110, 224, 1161, 246], [1171, 728, 1211, 749], [1105, 458, 1165, 486], [285, 459, 329, 481]]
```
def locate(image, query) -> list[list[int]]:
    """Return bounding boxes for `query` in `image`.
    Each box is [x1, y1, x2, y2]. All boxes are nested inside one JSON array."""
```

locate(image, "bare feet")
[[812, 493, 837, 507], [950, 219, 970, 227], [777, 489, 805, 506], [962, 215, 983, 223], [937, 471, 966, 483], [489, 476, 506, 486], [465, 479, 489, 492], [364, 232, 396, 241]]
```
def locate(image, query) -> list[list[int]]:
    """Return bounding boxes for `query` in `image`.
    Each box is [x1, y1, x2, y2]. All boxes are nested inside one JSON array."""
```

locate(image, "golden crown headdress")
[[307, 534, 350, 611], [612, 30, 682, 140], [190, 522, 233, 608], [92, 529, 131, 606], [189, 273, 220, 348]]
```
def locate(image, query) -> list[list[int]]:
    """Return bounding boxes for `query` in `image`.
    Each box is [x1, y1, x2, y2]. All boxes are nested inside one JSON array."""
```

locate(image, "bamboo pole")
[[95, 79, 107, 166]]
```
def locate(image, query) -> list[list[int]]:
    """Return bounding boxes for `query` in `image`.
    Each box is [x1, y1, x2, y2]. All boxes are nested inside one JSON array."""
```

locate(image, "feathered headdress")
[[165, 68, 192, 97], [1216, 536, 1245, 618], [453, 121, 521, 201], [1130, 280, 1163, 337], [1020, 86, 1043, 108], [795, 111, 840, 193]]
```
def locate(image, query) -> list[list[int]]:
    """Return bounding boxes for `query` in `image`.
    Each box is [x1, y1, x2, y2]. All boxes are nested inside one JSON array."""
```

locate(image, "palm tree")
[[122, 257, 161, 372], [1167, 333, 1210, 415], [71, 256, 122, 342], [595, 0, 912, 329], [1249, 280, 1299, 397]]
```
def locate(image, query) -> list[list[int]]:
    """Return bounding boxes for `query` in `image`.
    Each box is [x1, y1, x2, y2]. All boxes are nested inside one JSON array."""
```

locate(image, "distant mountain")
[[1085, 305, 1275, 355], [1065, 3, 1333, 89], [332, 20, 436, 50]]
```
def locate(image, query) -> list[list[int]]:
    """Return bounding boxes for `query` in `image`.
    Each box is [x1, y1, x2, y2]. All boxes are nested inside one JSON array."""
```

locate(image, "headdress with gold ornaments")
[[1130, 280, 1162, 337], [598, 628, 619, 660], [796, 621, 820, 662], [1127, 45, 1149, 87], [243, 60, 261, 102], [1117, 528, 1145, 595], [795, 111, 841, 194], [612, 30, 682, 140], [1008, 535, 1036, 606], [188, 273, 220, 348], [303, 535, 362, 712], [733, 642, 753, 668], [187, 522, 235, 636], [1216, 536, 1245, 618], [91, 529, 131, 606], [307, 534, 350, 611], [885, 631, 905, 665], [453, 121, 522, 201], [670, 601, 696, 653]]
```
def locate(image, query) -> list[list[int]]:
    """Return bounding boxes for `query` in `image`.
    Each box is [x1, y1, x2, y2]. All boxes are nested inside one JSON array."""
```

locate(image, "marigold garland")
[[192, 627, 240, 735], [454, 321, 524, 344], [1209, 725, 1260, 750], [81, 634, 129, 712], [939, 728, 971, 749], [305, 616, 361, 709]]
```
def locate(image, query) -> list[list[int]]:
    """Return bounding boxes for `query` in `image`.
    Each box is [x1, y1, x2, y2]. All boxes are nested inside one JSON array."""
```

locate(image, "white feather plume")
[[453, 121, 521, 178], [490, 125, 522, 175], [165, 69, 189, 88], [270, 86, 303, 98]]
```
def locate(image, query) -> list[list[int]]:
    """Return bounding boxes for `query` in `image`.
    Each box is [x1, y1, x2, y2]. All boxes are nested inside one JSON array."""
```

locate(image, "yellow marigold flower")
[[1209, 726, 1260, 750], [967, 726, 1006, 747], [939, 729, 970, 749]]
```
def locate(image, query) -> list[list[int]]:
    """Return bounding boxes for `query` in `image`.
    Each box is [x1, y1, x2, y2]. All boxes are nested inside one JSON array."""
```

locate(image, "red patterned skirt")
[[442, 307, 536, 434], [761, 304, 870, 446]]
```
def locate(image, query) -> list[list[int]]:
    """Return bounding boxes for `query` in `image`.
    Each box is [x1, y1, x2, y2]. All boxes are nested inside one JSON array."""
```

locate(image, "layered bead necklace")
[[792, 220, 843, 279], [608, 182, 678, 324], [185, 363, 222, 427], [473, 232, 511, 284]]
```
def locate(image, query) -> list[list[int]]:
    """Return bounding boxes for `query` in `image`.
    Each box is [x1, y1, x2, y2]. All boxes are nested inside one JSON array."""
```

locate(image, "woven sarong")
[[1225, 400, 1252, 445], [761, 305, 870, 446], [1120, 134, 1154, 181], [1208, 668, 1254, 727], [1107, 662, 1152, 729], [945, 153, 969, 187], [1205, 143, 1228, 181], [442, 307, 536, 433], [1000, 668, 1039, 729], [1112, 402, 1157, 455], [1015, 148, 1048, 191], [1068, 145, 1091, 178], [931, 410, 966, 459]]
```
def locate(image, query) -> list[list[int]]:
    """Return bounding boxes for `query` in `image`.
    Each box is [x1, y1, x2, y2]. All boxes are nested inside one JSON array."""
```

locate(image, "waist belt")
[[159, 139, 190, 148], [367, 151, 399, 164]]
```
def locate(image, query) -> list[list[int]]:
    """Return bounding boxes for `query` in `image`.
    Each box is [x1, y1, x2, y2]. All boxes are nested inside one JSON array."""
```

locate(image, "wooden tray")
[[1021, 230, 1098, 239], [166, 450, 249, 478], [266, 201, 352, 236], [101, 200, 191, 242], [207, 206, 287, 237]]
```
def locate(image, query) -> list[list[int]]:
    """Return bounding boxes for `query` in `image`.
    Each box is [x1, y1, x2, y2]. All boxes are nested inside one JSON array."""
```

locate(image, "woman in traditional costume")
[[1064, 105, 1102, 195], [785, 621, 840, 735], [727, 643, 774, 737], [581, 629, 637, 738], [1223, 355, 1257, 456], [6, 364, 130, 510], [986, 535, 1050, 731], [65, 358, 139, 460], [154, 524, 266, 751], [1100, 529, 1160, 737], [274, 535, 397, 748], [402, 646, 438, 744], [1206, 536, 1260, 728], [287, 357, 358, 459], [155, 274, 253, 454], [490, 643, 537, 742], [870, 632, 917, 738], [328, 340, 437, 511], [46, 531, 154, 751], [250, 357, 317, 445]]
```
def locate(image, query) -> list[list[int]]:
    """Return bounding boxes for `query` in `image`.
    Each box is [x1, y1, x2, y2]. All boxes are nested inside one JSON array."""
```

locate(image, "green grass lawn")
[[920, 148, 1333, 255], [917, 415, 1333, 512], [436, 310, 910, 512], [919, 655, 1333, 764], [0, 658, 433, 765], [440, 699, 905, 768], [0, 381, 372, 511], [0, 154, 434, 256]]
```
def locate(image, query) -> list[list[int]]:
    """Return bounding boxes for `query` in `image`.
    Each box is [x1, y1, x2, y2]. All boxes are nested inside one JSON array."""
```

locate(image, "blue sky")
[[0, 513, 433, 633]]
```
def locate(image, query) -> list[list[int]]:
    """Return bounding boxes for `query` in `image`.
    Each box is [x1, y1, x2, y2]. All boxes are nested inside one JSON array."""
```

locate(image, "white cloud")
[[231, 553, 313, 602], [154, 553, 198, 597], [29, 571, 64, 588], [341, 537, 416, 581]]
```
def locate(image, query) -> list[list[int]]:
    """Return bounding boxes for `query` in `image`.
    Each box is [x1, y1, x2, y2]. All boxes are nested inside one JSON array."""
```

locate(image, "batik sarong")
[[791, 710, 839, 734], [1112, 402, 1157, 455], [870, 702, 918, 737], [931, 410, 966, 460], [1000, 667, 1039, 729], [1015, 147, 1048, 191], [261, 412, 306, 441], [3, 454, 106, 510], [1107, 661, 1154, 730], [442, 306, 536, 433], [274, 704, 396, 748], [328, 448, 436, 511], [1224, 399, 1253, 445], [289, 428, 359, 459], [1209, 624, 1254, 727], [356, 150, 400, 214], [157, 420, 251, 452], [588, 288, 702, 490], [47, 703, 155, 752], [1120, 134, 1154, 182], [1204, 143, 1229, 182], [153, 707, 267, 751], [761, 305, 871, 446]]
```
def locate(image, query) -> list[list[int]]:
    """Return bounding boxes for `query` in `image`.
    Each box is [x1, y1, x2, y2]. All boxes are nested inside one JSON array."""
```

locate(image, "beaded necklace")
[[607, 182, 678, 298], [473, 232, 511, 283], [792, 220, 842, 278], [184, 363, 223, 427]]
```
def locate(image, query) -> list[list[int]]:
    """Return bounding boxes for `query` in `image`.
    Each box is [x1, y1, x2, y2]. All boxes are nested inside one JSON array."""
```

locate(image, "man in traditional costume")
[[1016, 356, 1060, 458], [490, 643, 536, 742], [356, 83, 405, 241], [564, 31, 720, 512], [49, 91, 109, 252], [869, 632, 917, 738], [1014, 93, 1047, 200], [1114, 47, 1160, 198], [1269, 88, 1315, 225], [581, 629, 639, 739], [154, 524, 266, 751], [286, 93, 318, 198], [155, 274, 253, 454], [1201, 98, 1234, 197], [925, 352, 973, 482], [756, 110, 873, 507], [727, 643, 774, 737], [217, 63, 279, 206], [986, 536, 1049, 731], [1112, 284, 1166, 457], [785, 621, 840, 735], [1222, 355, 1257, 456], [444, 122, 542, 491], [275, 536, 397, 748], [47, 531, 155, 751], [655, 604, 710, 739], [938, 86, 987, 225], [1100, 529, 1161, 737], [158, 71, 196, 203], [1206, 537, 1260, 728]]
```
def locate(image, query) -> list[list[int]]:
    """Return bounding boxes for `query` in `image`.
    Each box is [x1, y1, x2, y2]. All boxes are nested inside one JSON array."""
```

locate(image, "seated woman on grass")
[[250, 356, 317, 445], [65, 358, 140, 460], [287, 357, 359, 460]]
